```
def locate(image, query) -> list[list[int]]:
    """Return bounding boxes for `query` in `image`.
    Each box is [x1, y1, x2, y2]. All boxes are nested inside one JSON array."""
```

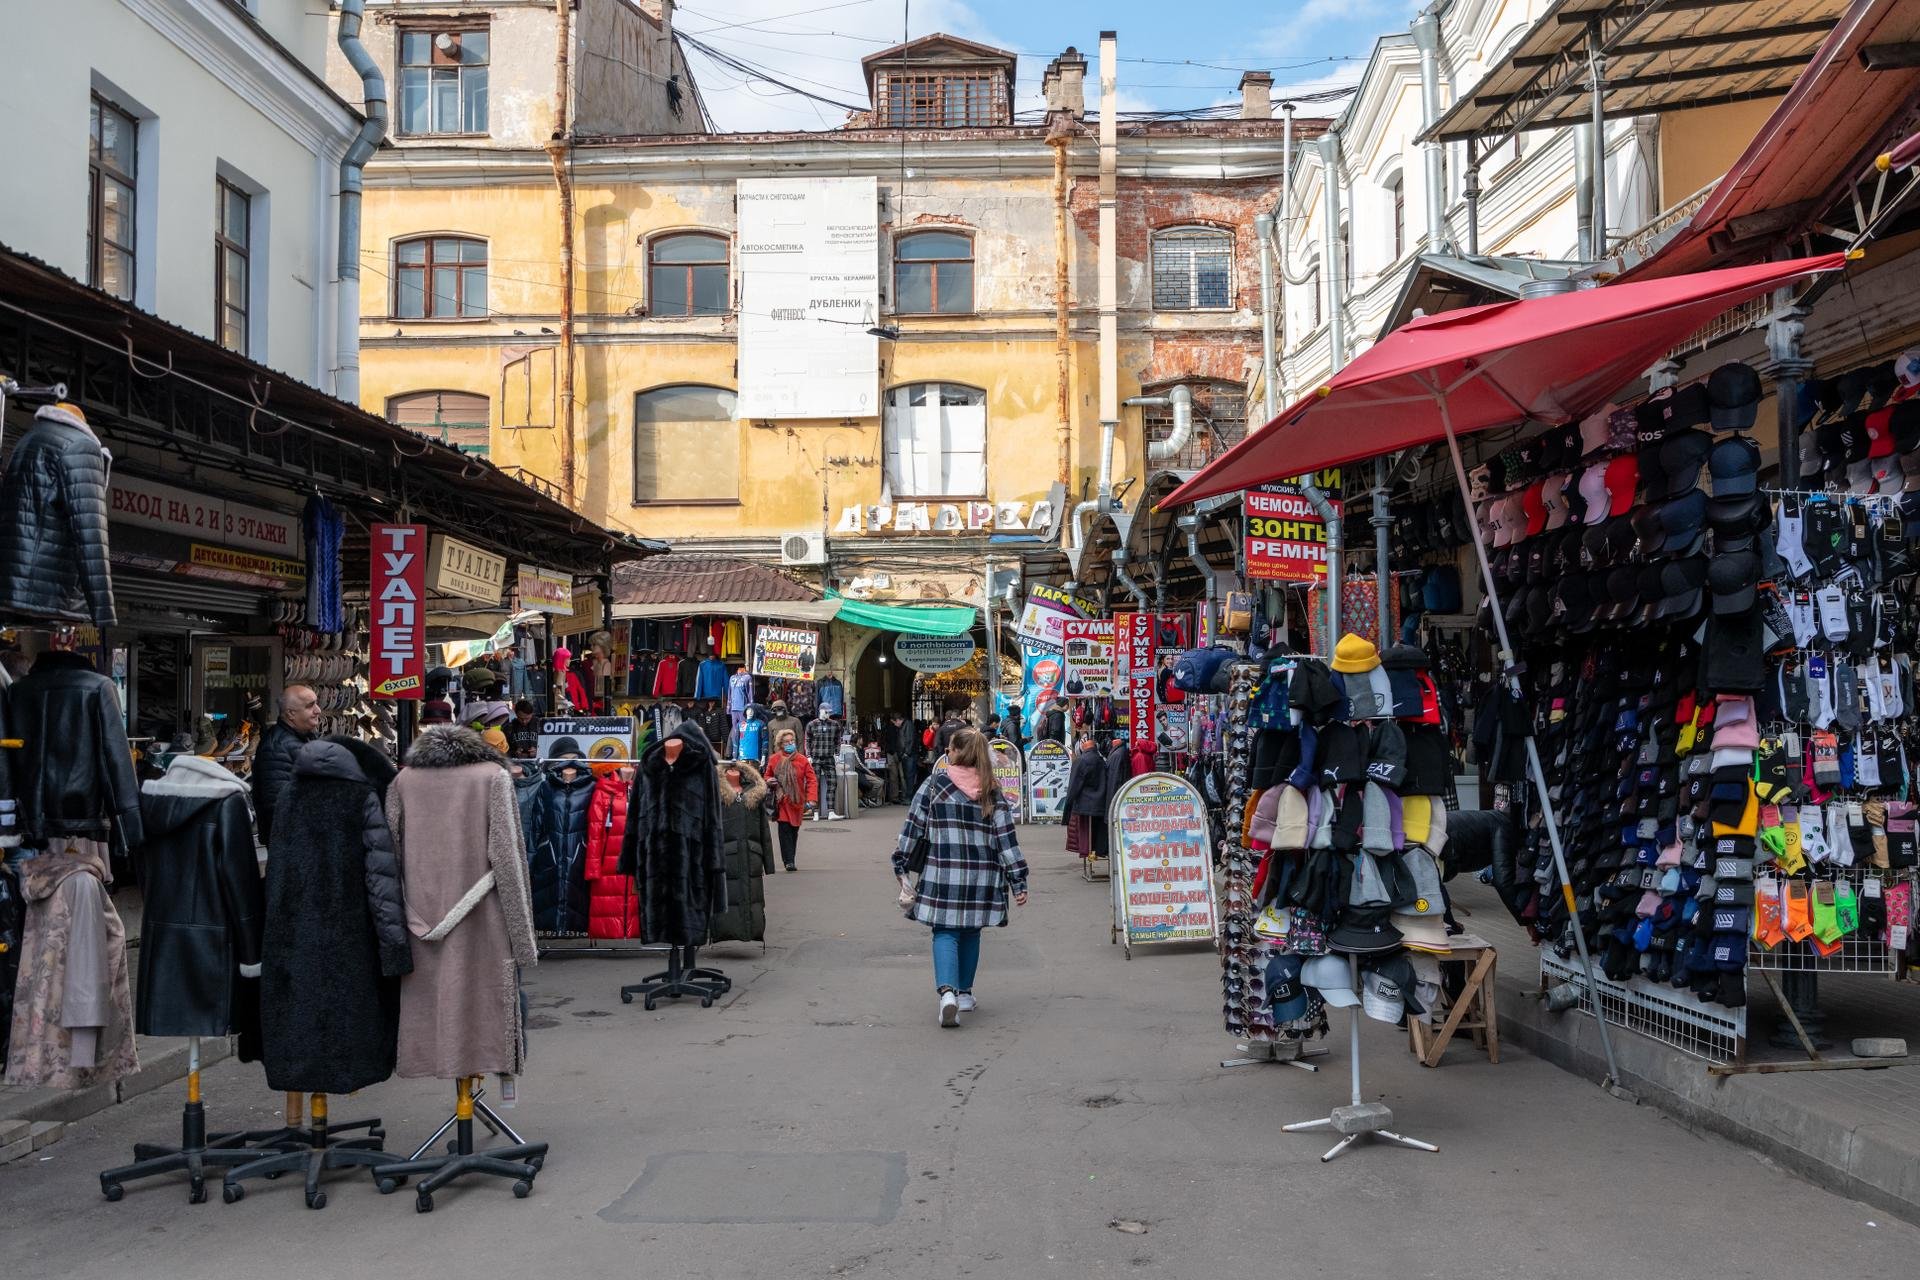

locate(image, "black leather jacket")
[[133, 755, 265, 1053], [252, 721, 314, 847], [0, 404, 116, 626], [4, 650, 142, 851]]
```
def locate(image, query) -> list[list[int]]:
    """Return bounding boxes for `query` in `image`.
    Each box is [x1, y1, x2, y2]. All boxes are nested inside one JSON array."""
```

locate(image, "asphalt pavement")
[[3, 813, 1916, 1279]]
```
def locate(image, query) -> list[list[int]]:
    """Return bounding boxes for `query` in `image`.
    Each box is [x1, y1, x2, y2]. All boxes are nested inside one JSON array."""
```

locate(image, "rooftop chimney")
[[1043, 46, 1089, 117], [1239, 70, 1274, 120]]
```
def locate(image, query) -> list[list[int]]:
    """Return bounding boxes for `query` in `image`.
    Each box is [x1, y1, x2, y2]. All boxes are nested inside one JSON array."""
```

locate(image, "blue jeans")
[[931, 928, 982, 993]]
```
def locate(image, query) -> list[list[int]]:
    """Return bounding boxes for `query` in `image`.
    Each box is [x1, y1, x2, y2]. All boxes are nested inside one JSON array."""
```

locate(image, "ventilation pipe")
[[1411, 12, 1449, 254], [1134, 384, 1194, 462], [1573, 120, 1597, 261], [1111, 546, 1148, 611], [334, 0, 387, 405], [1072, 31, 1121, 554]]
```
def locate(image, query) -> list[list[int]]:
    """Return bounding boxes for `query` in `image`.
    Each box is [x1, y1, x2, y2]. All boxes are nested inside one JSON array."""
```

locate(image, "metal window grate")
[[884, 73, 1000, 127], [1143, 383, 1247, 471], [1152, 230, 1233, 310], [1541, 948, 1746, 1062]]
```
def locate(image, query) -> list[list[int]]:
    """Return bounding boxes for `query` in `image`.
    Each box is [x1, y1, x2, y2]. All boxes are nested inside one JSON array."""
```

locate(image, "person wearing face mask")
[[766, 729, 818, 871]]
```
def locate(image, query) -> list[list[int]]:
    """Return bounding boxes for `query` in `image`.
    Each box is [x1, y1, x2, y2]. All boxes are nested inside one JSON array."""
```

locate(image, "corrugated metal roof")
[[613, 555, 819, 607], [1424, 0, 1848, 146]]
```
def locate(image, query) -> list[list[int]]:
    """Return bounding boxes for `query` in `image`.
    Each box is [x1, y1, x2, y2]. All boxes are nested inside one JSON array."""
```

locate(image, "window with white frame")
[[88, 93, 137, 301], [397, 28, 489, 136], [215, 179, 251, 354], [884, 382, 986, 498], [1151, 227, 1232, 310]]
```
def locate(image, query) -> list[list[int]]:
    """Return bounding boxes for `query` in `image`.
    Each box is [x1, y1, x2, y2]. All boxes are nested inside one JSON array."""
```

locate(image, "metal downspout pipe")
[[1111, 547, 1148, 611], [1313, 128, 1348, 643], [334, 0, 387, 405], [1137, 385, 1194, 462], [1411, 12, 1449, 254]]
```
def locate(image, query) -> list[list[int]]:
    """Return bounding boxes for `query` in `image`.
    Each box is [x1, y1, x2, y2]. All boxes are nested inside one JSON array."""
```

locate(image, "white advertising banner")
[[736, 176, 880, 420]]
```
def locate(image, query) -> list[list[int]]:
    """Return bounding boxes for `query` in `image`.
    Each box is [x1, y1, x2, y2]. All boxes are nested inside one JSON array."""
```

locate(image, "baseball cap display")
[[1302, 954, 1360, 1007], [1706, 361, 1762, 431], [1708, 435, 1760, 498]]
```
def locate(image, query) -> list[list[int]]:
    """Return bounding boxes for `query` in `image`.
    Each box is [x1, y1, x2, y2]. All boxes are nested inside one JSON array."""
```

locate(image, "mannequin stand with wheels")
[[620, 943, 728, 1010], [220, 1092, 388, 1208], [224, 1090, 382, 1151], [1283, 955, 1437, 1162], [99, 1039, 274, 1203], [373, 1076, 546, 1212]]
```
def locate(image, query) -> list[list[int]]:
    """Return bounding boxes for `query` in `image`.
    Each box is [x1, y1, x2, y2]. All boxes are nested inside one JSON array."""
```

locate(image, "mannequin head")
[[663, 738, 683, 765]]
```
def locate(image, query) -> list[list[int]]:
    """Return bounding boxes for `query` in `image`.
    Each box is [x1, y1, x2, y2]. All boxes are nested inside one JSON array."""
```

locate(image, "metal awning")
[[1423, 0, 1849, 147], [1615, 0, 1920, 279], [1380, 253, 1586, 336]]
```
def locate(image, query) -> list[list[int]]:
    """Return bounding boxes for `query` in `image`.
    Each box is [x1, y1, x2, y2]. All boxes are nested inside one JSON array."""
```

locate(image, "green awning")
[[827, 591, 977, 637]]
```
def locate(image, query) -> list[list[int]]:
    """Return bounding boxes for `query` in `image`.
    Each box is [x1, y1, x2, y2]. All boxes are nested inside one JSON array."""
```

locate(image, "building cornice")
[[121, 0, 362, 155]]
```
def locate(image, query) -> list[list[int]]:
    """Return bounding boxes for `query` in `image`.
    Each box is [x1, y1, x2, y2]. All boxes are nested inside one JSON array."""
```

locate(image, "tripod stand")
[[220, 1092, 388, 1208], [619, 943, 729, 1010], [1283, 954, 1438, 1162], [373, 1076, 547, 1213]]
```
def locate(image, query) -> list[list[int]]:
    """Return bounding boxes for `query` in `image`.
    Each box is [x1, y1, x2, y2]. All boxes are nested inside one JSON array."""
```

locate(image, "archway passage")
[[852, 635, 917, 732]]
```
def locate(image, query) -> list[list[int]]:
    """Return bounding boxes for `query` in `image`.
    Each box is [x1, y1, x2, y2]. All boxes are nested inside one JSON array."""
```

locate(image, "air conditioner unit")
[[780, 532, 827, 566]]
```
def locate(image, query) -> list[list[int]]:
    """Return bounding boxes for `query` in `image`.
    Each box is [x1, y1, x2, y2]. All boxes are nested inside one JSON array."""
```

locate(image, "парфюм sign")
[[426, 534, 506, 604], [109, 475, 302, 559], [752, 624, 819, 681], [736, 176, 879, 420], [517, 565, 573, 615], [370, 524, 426, 699], [1245, 472, 1343, 584]]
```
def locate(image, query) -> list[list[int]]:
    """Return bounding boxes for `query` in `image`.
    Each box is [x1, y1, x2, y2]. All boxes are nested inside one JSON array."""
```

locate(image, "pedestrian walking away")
[[767, 729, 817, 870], [890, 729, 1030, 1027]]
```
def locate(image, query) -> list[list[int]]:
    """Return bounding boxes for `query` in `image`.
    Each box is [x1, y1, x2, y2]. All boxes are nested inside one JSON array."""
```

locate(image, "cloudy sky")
[[671, 0, 1423, 131]]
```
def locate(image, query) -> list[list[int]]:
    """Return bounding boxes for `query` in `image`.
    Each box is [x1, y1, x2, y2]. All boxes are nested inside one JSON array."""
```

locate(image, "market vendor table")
[[1407, 933, 1499, 1067]]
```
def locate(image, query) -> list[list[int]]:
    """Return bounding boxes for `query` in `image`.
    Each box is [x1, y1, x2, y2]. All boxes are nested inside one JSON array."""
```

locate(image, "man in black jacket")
[[253, 684, 319, 847]]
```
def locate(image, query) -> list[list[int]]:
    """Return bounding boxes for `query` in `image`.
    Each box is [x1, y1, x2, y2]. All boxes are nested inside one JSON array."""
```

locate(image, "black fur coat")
[[258, 735, 411, 1094], [620, 720, 727, 946]]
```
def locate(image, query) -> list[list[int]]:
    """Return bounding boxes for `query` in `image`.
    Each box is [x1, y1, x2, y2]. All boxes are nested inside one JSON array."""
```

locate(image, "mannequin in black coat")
[[621, 720, 726, 946], [258, 736, 411, 1095], [1104, 740, 1133, 802]]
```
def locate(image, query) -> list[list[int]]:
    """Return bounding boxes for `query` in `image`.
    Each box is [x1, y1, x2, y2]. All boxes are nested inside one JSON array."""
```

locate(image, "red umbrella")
[[1167, 251, 1848, 1090], [1166, 252, 1849, 506]]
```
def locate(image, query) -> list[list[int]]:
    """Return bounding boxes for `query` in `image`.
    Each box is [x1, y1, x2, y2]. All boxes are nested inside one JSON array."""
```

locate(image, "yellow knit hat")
[[1330, 633, 1380, 674], [481, 727, 510, 755]]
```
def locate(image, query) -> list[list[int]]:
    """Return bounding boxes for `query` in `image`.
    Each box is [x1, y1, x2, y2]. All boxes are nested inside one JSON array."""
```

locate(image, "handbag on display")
[[1221, 592, 1253, 635]]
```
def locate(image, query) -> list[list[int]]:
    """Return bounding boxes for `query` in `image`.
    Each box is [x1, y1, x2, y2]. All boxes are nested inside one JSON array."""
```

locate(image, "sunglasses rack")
[[1219, 660, 1329, 1074]]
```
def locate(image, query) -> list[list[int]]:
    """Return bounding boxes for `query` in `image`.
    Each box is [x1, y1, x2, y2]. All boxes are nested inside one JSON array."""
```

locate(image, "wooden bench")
[[1407, 933, 1499, 1067]]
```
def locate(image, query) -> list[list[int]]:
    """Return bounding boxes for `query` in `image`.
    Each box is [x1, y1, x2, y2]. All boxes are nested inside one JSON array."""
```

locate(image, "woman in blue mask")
[[767, 729, 817, 871]]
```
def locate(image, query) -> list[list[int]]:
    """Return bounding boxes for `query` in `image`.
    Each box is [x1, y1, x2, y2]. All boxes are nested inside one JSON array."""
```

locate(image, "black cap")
[[1654, 555, 1708, 620], [1869, 360, 1899, 409], [1605, 565, 1642, 620], [1707, 491, 1770, 537], [1837, 367, 1873, 416], [1708, 549, 1761, 615], [1657, 429, 1713, 499], [1891, 400, 1920, 453], [1818, 413, 1872, 465], [1707, 362, 1762, 431], [1660, 489, 1709, 555], [1708, 434, 1760, 498]]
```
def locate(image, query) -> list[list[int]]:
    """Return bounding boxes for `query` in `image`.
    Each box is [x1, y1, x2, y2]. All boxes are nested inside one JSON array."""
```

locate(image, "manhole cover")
[[599, 1152, 907, 1225]]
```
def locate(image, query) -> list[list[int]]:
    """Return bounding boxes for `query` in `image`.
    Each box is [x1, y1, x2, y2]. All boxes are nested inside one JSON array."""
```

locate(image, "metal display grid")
[[1541, 948, 1746, 1063], [1748, 869, 1915, 975]]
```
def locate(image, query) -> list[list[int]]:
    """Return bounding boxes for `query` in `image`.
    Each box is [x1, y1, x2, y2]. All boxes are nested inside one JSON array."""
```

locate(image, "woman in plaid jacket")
[[892, 730, 1030, 1027]]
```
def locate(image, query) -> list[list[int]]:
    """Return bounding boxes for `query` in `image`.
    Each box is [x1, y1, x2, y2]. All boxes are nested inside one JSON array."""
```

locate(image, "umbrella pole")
[[1433, 397, 1629, 1094]]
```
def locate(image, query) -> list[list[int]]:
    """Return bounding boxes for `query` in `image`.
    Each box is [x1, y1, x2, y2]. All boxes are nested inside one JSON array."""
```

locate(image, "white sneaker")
[[938, 991, 960, 1027], [956, 992, 976, 1014], [827, 813, 846, 821]]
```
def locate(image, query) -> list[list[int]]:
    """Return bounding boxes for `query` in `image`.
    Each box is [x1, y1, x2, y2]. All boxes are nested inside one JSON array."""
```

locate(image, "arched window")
[[1152, 226, 1232, 311], [1143, 380, 1247, 471], [894, 230, 974, 314], [634, 384, 739, 503], [1385, 174, 1405, 262], [387, 390, 490, 455], [648, 232, 729, 318], [884, 382, 986, 498], [393, 235, 486, 318]]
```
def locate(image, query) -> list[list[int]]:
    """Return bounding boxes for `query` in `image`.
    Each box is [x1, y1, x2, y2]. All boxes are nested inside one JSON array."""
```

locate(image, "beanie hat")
[[1273, 784, 1311, 850], [1330, 633, 1381, 674], [481, 727, 509, 755], [1362, 782, 1396, 853]]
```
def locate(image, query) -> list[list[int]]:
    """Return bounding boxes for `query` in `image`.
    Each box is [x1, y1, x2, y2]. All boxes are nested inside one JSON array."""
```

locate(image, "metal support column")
[[1767, 295, 1814, 489], [1373, 456, 1391, 642], [1588, 23, 1608, 255], [1464, 140, 1481, 256]]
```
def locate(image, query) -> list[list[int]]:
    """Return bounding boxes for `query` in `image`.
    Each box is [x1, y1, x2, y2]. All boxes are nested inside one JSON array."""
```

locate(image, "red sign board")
[[1245, 484, 1343, 584], [370, 523, 427, 699], [1124, 612, 1156, 752]]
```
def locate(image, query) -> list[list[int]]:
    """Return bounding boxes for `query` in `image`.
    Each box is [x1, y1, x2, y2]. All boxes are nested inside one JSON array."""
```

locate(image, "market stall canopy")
[[611, 553, 837, 623], [1421, 0, 1849, 146], [826, 591, 977, 637], [1615, 0, 1920, 280], [1165, 253, 1848, 505]]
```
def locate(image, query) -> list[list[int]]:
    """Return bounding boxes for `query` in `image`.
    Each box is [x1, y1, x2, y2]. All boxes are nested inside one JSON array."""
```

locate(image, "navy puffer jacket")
[[529, 768, 595, 933]]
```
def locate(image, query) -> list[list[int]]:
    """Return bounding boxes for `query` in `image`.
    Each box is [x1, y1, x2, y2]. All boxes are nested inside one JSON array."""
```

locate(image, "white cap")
[[1362, 969, 1406, 1024], [1302, 954, 1360, 1007]]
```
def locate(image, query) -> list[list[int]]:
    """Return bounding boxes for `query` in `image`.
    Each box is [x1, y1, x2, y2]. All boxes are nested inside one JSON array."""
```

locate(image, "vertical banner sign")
[[1060, 619, 1115, 697], [989, 738, 1025, 823], [736, 176, 880, 419], [1245, 479, 1344, 584], [370, 524, 426, 699], [752, 625, 820, 681], [1109, 772, 1219, 953], [1125, 612, 1156, 752], [1019, 645, 1066, 733], [1025, 739, 1071, 823]]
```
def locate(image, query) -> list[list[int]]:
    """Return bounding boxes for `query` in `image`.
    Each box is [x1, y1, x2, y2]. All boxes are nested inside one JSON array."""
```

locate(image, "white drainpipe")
[[1411, 12, 1449, 254], [335, 0, 388, 405], [1136, 385, 1194, 462]]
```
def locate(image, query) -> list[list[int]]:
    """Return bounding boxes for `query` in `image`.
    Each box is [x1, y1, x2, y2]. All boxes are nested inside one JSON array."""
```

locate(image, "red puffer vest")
[[585, 772, 640, 939]]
